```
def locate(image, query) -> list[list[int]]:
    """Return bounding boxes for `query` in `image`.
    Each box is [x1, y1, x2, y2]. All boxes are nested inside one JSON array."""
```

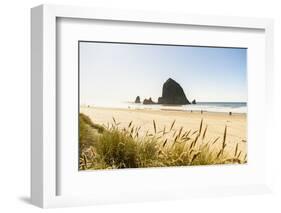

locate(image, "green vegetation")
[[79, 113, 247, 170]]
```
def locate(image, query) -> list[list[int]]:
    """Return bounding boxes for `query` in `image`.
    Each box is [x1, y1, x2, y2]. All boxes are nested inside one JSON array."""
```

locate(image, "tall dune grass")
[[79, 113, 247, 170]]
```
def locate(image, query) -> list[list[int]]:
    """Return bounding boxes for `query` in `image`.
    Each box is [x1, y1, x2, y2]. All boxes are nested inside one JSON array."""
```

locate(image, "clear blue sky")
[[80, 42, 247, 105]]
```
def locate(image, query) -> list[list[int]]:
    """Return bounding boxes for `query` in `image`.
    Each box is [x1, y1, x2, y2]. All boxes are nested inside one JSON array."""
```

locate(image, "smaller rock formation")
[[135, 96, 141, 103], [143, 97, 155, 105], [191, 99, 196, 104]]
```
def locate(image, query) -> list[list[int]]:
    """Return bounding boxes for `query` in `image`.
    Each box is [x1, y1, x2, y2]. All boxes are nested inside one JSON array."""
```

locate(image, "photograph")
[[79, 41, 247, 170]]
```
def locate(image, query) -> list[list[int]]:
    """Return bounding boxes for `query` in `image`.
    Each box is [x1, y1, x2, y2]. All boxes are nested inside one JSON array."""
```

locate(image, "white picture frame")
[[31, 4, 274, 208]]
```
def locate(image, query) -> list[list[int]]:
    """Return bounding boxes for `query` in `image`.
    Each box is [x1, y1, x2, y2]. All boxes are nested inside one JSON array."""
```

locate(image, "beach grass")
[[79, 113, 247, 170]]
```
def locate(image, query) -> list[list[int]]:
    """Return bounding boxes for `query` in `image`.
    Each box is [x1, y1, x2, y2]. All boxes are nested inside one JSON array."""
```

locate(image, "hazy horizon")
[[80, 42, 247, 106]]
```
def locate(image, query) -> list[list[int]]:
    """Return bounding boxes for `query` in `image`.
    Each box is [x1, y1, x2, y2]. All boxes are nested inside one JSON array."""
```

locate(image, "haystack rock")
[[143, 97, 155, 105], [192, 99, 196, 104], [158, 78, 190, 105], [135, 96, 141, 103]]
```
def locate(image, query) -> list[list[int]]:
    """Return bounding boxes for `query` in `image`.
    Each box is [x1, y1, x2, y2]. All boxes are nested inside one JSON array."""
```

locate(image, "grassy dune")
[[79, 113, 247, 170]]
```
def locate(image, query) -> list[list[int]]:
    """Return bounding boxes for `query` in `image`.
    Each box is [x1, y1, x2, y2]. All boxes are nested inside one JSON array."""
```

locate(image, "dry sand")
[[80, 106, 247, 155]]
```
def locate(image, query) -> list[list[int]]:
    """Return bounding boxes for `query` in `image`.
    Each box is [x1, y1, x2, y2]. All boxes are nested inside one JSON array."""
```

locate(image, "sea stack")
[[143, 97, 155, 105], [192, 99, 196, 104], [135, 96, 141, 103], [158, 78, 190, 105]]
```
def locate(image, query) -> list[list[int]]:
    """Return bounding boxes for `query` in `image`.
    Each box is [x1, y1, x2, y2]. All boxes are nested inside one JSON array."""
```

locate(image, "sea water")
[[82, 101, 247, 113]]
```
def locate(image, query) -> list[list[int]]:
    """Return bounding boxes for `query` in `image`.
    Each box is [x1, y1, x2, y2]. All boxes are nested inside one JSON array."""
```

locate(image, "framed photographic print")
[[31, 4, 274, 208]]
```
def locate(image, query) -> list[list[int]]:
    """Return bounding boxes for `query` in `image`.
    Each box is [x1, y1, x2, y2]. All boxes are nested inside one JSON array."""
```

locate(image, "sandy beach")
[[80, 106, 247, 155]]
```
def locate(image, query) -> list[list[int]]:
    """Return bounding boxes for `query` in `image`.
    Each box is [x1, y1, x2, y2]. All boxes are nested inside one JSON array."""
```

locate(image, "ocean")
[[83, 101, 247, 113]]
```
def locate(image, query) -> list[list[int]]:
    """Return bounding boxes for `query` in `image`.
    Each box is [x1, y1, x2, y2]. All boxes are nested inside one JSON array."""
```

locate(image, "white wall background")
[[0, 0, 280, 212]]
